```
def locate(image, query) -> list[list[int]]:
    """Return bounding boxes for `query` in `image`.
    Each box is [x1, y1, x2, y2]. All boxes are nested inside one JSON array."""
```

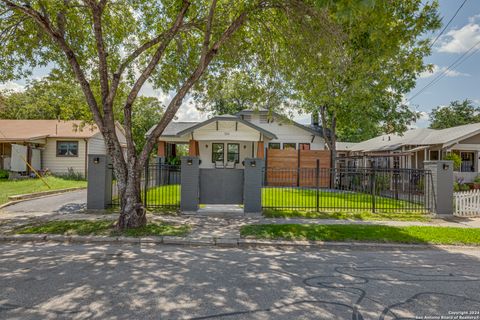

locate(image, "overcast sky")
[[1, 0, 479, 127]]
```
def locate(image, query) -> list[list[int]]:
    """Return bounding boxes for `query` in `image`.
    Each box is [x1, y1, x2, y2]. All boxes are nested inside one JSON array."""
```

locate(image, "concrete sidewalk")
[[1, 209, 480, 239]]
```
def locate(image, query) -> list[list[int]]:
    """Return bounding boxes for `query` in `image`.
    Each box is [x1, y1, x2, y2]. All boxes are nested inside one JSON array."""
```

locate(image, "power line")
[[430, 0, 468, 49], [408, 38, 480, 102]]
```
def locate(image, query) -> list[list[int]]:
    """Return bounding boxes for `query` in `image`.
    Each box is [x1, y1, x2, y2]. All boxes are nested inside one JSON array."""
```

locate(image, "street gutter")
[[1, 233, 478, 250]]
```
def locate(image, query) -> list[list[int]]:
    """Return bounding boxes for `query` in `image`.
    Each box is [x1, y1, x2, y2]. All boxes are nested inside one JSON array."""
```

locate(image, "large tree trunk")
[[116, 164, 146, 229]]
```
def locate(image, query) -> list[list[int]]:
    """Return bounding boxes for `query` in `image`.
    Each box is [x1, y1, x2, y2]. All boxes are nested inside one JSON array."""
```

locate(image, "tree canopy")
[[429, 99, 480, 129]]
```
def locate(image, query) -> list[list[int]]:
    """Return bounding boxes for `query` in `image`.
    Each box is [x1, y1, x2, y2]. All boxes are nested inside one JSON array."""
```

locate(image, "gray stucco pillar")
[[87, 154, 112, 210], [424, 160, 453, 215], [243, 158, 264, 214], [180, 156, 200, 212]]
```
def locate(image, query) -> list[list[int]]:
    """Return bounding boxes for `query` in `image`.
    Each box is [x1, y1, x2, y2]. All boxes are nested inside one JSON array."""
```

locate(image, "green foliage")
[[131, 96, 164, 151], [0, 169, 9, 179], [444, 153, 462, 171], [374, 174, 390, 193], [474, 176, 480, 184], [54, 168, 86, 181], [429, 100, 480, 129]]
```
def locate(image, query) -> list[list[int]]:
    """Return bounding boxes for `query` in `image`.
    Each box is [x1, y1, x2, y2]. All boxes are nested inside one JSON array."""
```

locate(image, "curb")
[[0, 187, 86, 209], [1, 234, 478, 250]]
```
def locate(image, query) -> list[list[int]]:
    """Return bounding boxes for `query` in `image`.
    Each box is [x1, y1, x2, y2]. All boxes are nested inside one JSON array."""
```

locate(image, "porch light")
[[443, 163, 449, 170], [250, 160, 256, 167], [187, 159, 193, 165], [93, 157, 100, 164]]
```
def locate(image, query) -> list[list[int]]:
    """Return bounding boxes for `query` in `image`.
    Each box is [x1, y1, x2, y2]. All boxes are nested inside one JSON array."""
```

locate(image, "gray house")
[[340, 123, 480, 182]]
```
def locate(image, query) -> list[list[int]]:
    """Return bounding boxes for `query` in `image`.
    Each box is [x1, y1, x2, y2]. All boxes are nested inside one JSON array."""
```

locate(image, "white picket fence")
[[454, 189, 480, 217]]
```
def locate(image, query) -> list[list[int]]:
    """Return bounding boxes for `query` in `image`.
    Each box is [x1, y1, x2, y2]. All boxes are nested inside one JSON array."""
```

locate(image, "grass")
[[240, 224, 480, 245], [0, 176, 87, 205], [145, 185, 180, 206], [262, 187, 424, 211], [263, 209, 431, 222], [16, 220, 190, 237]]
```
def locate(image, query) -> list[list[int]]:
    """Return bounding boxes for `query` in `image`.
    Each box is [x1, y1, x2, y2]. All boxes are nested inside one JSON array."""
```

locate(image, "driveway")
[[0, 189, 86, 217], [0, 243, 479, 319]]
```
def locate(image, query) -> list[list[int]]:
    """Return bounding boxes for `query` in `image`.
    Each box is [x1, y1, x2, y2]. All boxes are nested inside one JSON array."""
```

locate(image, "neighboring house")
[[340, 123, 480, 182], [0, 120, 126, 177], [152, 109, 327, 168]]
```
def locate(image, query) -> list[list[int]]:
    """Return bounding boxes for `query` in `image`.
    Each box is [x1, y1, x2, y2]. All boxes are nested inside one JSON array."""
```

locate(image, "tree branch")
[[121, 0, 191, 160], [200, 0, 217, 69], [138, 8, 251, 168]]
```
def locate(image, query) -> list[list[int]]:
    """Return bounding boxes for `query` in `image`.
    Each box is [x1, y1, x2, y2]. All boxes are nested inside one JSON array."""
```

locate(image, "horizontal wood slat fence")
[[265, 149, 331, 187]]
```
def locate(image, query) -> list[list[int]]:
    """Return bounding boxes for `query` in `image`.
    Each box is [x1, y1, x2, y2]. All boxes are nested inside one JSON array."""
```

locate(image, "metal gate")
[[199, 168, 244, 204]]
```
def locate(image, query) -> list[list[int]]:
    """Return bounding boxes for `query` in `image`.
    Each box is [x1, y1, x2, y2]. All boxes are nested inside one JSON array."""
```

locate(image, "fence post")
[[316, 159, 320, 212], [144, 158, 149, 209], [371, 170, 376, 213], [424, 160, 453, 215], [87, 154, 112, 210], [180, 156, 200, 212], [244, 158, 264, 215]]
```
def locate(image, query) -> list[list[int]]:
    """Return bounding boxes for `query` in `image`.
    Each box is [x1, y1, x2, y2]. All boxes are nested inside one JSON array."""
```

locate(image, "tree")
[[0, 0, 341, 229], [0, 74, 162, 151], [0, 72, 90, 120], [429, 99, 480, 129]]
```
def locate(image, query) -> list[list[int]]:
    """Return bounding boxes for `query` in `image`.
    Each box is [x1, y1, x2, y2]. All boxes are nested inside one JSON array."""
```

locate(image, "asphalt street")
[[1, 243, 479, 319], [2, 190, 86, 214]]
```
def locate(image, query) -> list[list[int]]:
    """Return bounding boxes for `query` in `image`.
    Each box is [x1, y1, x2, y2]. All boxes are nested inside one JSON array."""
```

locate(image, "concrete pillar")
[[424, 160, 453, 215], [87, 154, 112, 210], [243, 158, 264, 214], [180, 156, 200, 212]]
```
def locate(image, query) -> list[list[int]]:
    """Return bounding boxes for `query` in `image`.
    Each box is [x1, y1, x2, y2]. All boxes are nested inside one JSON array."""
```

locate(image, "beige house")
[[340, 123, 480, 182], [0, 120, 126, 177]]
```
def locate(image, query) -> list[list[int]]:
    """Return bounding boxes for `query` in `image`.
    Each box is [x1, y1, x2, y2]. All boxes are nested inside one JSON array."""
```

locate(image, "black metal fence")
[[110, 163, 181, 210], [263, 166, 435, 213]]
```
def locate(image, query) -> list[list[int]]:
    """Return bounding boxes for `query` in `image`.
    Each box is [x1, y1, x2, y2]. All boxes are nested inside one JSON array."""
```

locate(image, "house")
[[0, 120, 126, 177], [341, 123, 480, 182], [152, 109, 327, 168]]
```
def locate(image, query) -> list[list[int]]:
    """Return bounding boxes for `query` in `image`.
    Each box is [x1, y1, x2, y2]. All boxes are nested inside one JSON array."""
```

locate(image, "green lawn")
[[145, 184, 181, 206], [263, 209, 431, 221], [262, 187, 426, 212], [16, 220, 189, 237], [241, 224, 480, 245], [0, 177, 87, 205]]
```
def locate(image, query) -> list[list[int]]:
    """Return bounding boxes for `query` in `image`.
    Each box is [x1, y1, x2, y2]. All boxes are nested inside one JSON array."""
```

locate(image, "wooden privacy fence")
[[454, 189, 480, 217], [265, 149, 331, 187]]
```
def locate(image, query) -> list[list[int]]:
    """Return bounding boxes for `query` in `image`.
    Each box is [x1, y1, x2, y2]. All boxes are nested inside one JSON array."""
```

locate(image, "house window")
[[283, 143, 296, 150], [227, 143, 240, 163], [212, 143, 224, 163], [430, 150, 439, 160], [56, 141, 78, 157], [259, 114, 268, 123], [299, 143, 310, 150], [268, 143, 280, 149], [460, 152, 475, 172], [242, 115, 252, 122]]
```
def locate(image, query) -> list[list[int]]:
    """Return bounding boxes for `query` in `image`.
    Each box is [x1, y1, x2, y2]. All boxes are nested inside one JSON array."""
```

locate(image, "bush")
[[55, 167, 85, 181], [474, 175, 480, 184], [0, 169, 9, 179], [443, 153, 462, 171]]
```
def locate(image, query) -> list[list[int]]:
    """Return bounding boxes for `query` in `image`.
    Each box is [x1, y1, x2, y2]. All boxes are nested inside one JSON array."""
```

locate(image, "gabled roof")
[[351, 123, 480, 152], [236, 109, 326, 137], [176, 115, 278, 139], [0, 120, 101, 142]]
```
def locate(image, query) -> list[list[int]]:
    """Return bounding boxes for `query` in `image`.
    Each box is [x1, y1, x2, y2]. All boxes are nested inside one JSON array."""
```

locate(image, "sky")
[[1, 0, 479, 127]]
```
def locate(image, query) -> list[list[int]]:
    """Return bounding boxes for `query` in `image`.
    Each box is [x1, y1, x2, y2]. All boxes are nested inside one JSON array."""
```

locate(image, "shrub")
[[443, 153, 462, 171], [55, 167, 85, 181], [474, 175, 480, 184], [0, 169, 9, 179]]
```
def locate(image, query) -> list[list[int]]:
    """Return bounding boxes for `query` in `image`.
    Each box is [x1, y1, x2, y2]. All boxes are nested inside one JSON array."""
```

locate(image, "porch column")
[[157, 141, 166, 157], [189, 139, 199, 156], [180, 156, 200, 212], [256, 141, 265, 159], [424, 160, 453, 215]]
